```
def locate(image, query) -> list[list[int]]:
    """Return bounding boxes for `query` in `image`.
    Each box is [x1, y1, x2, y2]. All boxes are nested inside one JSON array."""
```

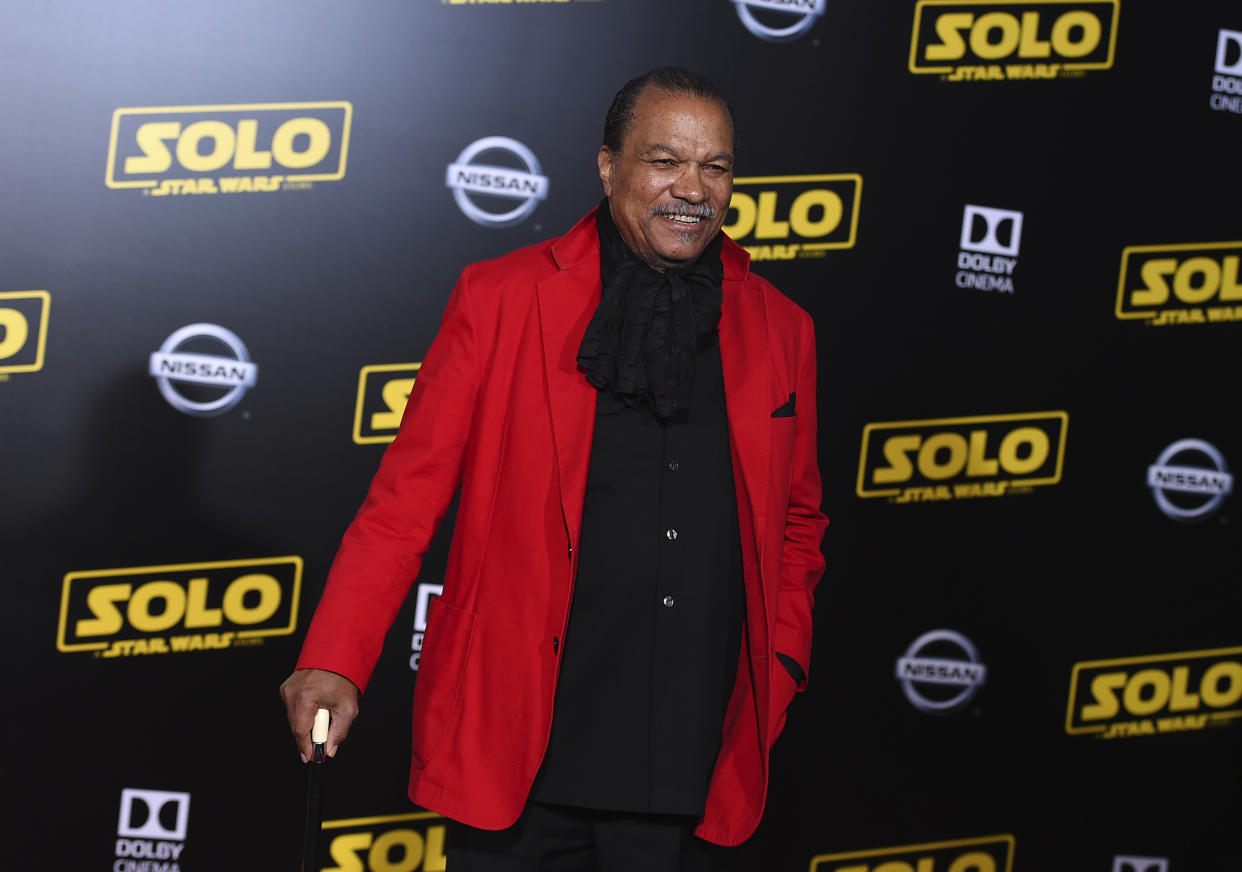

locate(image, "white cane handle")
[[311, 708, 330, 744]]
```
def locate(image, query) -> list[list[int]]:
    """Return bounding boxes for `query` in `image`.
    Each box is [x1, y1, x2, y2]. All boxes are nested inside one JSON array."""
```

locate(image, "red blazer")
[[297, 210, 828, 846]]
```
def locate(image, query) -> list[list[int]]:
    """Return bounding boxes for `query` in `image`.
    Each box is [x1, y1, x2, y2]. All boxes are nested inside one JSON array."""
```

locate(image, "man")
[[282, 68, 827, 870]]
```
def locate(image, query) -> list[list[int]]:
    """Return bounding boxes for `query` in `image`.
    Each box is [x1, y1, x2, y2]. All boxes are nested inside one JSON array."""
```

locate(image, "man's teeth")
[[667, 215, 701, 224]]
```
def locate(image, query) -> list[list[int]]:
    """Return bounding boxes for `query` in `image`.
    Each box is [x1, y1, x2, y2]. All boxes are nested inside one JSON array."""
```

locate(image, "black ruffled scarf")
[[576, 201, 724, 420]]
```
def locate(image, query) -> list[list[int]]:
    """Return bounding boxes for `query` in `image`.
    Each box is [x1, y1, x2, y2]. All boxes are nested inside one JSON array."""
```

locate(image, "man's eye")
[[652, 158, 676, 167]]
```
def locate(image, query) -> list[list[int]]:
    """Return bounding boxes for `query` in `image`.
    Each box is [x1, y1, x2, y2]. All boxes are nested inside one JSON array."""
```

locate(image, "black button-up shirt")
[[531, 335, 746, 815]]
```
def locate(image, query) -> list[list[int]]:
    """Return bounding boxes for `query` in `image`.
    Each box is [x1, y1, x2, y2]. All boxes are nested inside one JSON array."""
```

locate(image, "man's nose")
[[669, 165, 705, 203]]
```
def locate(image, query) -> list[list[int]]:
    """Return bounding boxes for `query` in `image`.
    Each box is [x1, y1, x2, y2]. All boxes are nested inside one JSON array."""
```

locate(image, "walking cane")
[[301, 708, 331, 872]]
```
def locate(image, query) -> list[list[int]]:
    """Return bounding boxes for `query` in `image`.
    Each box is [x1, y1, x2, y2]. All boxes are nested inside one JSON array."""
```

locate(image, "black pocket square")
[[772, 393, 796, 418]]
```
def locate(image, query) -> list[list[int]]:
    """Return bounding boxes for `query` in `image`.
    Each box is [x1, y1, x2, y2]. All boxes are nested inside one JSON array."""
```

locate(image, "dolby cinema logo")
[[732, 0, 825, 43], [1148, 438, 1233, 522], [410, 582, 444, 671], [1211, 28, 1242, 113], [446, 136, 549, 228], [116, 788, 189, 865], [955, 204, 1022, 293], [149, 323, 257, 416], [896, 629, 987, 714]]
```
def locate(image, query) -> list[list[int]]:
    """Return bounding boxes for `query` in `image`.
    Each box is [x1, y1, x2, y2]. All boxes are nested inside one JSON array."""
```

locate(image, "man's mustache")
[[652, 203, 717, 219]]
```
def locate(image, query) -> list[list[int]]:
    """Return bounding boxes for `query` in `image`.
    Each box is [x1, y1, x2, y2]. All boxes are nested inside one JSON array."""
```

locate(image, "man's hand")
[[279, 668, 360, 762]]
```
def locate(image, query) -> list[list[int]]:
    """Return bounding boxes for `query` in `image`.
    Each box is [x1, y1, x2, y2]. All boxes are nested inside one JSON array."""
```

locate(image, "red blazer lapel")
[[718, 241, 771, 587], [537, 213, 602, 547]]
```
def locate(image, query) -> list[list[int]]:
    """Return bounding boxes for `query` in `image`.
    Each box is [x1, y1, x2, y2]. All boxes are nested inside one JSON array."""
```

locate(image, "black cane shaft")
[[300, 709, 331, 872], [302, 757, 324, 872]]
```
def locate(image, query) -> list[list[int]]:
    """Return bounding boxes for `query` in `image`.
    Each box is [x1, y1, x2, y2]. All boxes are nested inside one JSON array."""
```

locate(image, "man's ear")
[[597, 146, 613, 197]]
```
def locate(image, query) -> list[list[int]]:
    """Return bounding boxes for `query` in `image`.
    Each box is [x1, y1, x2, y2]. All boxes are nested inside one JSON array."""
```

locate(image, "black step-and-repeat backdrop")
[[4, 2, 1239, 870]]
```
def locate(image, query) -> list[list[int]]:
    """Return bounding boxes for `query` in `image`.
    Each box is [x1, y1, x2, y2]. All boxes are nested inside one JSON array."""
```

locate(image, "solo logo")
[[446, 136, 548, 228], [1115, 241, 1242, 326], [1114, 858, 1168, 872], [150, 323, 257, 417], [909, 1, 1120, 81], [0, 290, 50, 376], [897, 629, 987, 714], [856, 411, 1068, 503], [1148, 439, 1232, 522], [809, 834, 1015, 872], [353, 362, 421, 445], [57, 556, 302, 658], [956, 204, 1022, 293], [320, 810, 446, 872], [723, 174, 861, 262], [116, 788, 190, 867], [732, 0, 825, 43], [1066, 645, 1242, 740], [107, 101, 351, 196], [1212, 28, 1242, 114], [410, 583, 444, 671]]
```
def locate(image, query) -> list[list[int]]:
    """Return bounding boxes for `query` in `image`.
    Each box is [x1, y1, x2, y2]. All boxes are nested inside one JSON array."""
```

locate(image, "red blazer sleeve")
[[295, 270, 481, 692], [773, 309, 828, 691]]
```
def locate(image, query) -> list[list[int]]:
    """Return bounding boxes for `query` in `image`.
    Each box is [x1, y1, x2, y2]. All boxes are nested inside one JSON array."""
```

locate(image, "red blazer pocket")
[[410, 597, 476, 767]]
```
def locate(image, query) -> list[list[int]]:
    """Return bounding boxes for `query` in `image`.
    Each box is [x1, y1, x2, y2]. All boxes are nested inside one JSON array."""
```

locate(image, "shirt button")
[[663, 596, 675, 607], [667, 459, 680, 471], [665, 528, 678, 540]]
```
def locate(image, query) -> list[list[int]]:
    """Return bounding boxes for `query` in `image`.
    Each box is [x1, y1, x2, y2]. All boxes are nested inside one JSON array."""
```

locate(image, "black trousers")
[[446, 803, 741, 872]]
